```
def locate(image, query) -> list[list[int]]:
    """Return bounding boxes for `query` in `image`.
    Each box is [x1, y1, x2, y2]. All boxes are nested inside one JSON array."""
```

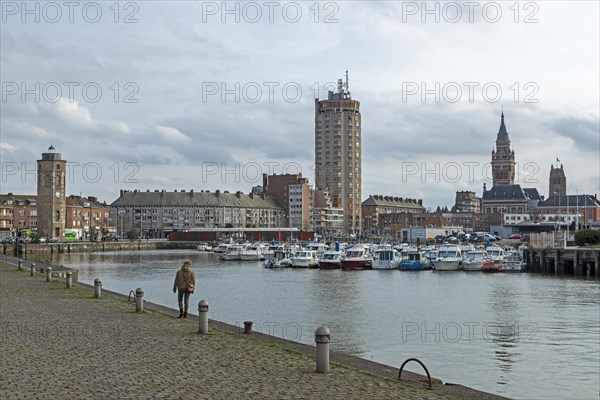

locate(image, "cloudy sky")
[[1, 1, 599, 209]]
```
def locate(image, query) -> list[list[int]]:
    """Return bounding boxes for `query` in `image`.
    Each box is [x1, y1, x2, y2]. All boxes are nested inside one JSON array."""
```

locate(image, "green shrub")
[[574, 229, 600, 246]]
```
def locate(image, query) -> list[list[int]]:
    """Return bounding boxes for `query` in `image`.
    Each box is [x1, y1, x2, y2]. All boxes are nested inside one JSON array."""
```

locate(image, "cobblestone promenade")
[[0, 260, 504, 399]]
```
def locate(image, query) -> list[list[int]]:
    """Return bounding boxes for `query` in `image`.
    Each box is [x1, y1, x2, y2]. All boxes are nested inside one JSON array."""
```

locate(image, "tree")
[[574, 229, 600, 246]]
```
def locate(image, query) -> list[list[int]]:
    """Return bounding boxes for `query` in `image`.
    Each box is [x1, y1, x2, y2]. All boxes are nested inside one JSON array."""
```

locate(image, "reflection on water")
[[39, 249, 599, 400]]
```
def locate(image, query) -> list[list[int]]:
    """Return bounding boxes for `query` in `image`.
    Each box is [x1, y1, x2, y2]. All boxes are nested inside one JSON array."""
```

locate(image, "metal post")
[[94, 278, 102, 298], [46, 267, 52, 282], [30, 263, 36, 276], [198, 300, 209, 334], [315, 326, 331, 373], [135, 288, 144, 312], [244, 321, 253, 334], [18, 259, 23, 271], [66, 271, 72, 289]]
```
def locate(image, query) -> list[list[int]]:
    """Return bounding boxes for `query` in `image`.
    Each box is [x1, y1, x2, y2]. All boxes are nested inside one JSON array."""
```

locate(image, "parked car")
[[509, 234, 522, 240], [48, 237, 59, 243]]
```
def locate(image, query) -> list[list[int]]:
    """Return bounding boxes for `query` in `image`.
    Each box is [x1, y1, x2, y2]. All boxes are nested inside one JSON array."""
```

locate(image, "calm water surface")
[[47, 249, 599, 400]]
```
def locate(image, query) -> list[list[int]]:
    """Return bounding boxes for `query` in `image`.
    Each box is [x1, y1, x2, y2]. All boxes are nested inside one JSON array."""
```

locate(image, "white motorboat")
[[290, 250, 319, 268], [318, 250, 343, 269], [341, 244, 373, 270], [434, 244, 462, 271], [372, 245, 400, 270], [462, 249, 490, 271], [240, 243, 265, 261], [264, 248, 293, 268], [196, 243, 213, 251], [219, 243, 245, 261]]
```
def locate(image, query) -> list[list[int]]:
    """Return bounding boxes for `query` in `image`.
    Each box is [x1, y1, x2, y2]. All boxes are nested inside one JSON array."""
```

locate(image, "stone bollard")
[[18, 259, 23, 271], [244, 321, 253, 334], [66, 271, 72, 289], [94, 278, 102, 298], [315, 326, 331, 373], [135, 288, 144, 312], [30, 263, 36, 276], [46, 267, 52, 282], [198, 300, 209, 334]]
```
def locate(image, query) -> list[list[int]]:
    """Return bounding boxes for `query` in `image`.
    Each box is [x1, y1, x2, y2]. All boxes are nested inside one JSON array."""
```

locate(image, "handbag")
[[186, 281, 195, 293]]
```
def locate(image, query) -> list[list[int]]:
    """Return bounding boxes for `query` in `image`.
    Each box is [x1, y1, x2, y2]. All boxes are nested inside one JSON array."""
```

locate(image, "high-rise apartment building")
[[314, 72, 361, 234]]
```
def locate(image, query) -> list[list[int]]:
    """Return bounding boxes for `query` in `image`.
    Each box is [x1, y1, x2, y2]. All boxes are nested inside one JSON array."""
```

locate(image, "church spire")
[[497, 110, 509, 142]]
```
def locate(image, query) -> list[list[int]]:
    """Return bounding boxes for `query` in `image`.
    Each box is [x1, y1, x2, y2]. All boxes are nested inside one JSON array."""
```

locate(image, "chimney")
[[215, 190, 220, 198], [263, 173, 268, 192], [418, 199, 423, 206], [236, 191, 242, 198], [190, 189, 194, 196], [120, 189, 124, 198], [181, 189, 185, 192], [174, 189, 177, 192], [249, 192, 254, 199]]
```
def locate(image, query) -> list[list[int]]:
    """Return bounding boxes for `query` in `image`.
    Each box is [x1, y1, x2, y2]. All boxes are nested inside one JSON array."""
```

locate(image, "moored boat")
[[318, 250, 343, 269], [461, 249, 489, 271], [399, 250, 430, 270], [290, 250, 319, 268], [433, 244, 462, 271], [219, 243, 245, 261], [372, 245, 400, 270], [502, 250, 525, 272], [341, 245, 373, 270]]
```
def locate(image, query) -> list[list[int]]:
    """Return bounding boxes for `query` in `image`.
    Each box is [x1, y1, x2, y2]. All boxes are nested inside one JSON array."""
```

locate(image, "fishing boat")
[[341, 244, 373, 270], [433, 244, 462, 271]]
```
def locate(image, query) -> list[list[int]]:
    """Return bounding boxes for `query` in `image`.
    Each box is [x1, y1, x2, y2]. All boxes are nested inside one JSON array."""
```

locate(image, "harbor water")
[[46, 249, 599, 400]]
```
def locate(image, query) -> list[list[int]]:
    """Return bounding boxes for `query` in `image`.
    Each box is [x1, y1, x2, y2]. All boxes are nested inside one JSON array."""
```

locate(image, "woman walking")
[[172, 259, 196, 318]]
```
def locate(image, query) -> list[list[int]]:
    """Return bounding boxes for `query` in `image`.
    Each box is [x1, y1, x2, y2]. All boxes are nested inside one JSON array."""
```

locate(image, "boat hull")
[[319, 261, 341, 269], [341, 260, 372, 270], [434, 260, 461, 271]]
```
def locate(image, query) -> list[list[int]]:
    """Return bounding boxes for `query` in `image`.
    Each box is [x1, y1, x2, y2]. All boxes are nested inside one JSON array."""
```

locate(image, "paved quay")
[[0, 259, 507, 400]]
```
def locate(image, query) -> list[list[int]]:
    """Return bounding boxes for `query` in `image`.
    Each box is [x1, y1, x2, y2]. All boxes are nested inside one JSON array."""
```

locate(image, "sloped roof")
[[483, 185, 526, 201], [523, 188, 542, 201], [496, 112, 509, 142], [362, 195, 425, 210], [538, 195, 600, 208], [110, 191, 283, 209]]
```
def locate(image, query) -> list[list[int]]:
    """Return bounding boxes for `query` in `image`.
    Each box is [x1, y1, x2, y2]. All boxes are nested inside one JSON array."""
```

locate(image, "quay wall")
[[525, 247, 599, 277], [2, 241, 198, 258]]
